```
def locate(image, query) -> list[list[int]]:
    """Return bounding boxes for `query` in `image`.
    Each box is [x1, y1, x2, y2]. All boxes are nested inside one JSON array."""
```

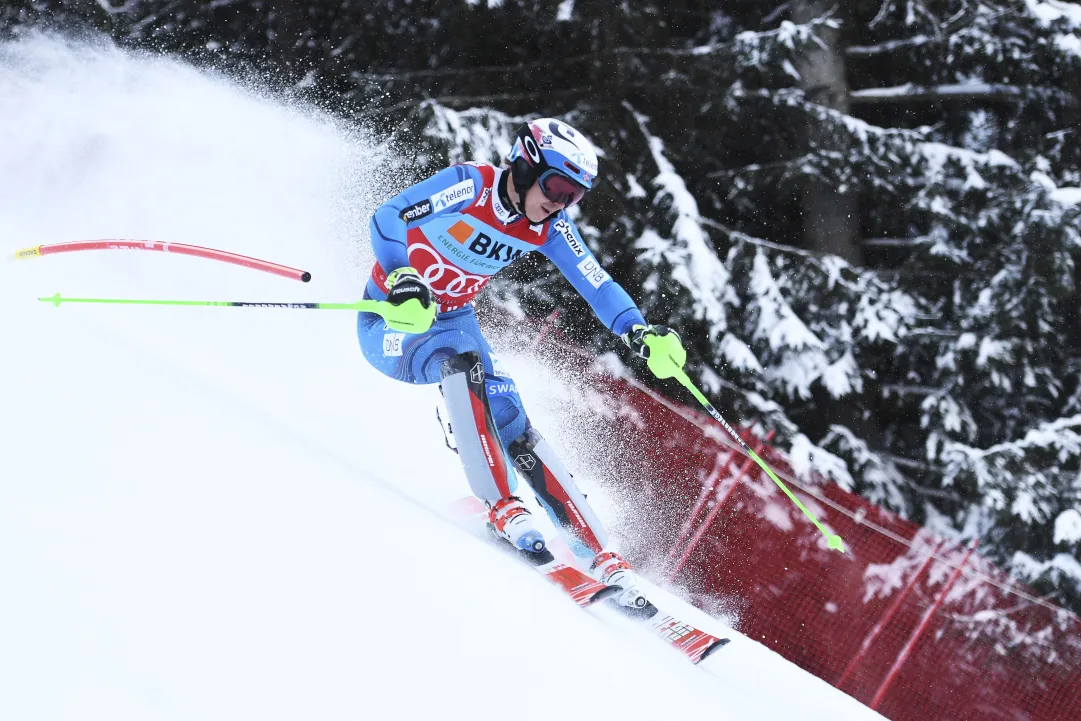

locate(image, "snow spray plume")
[[38, 293, 436, 334]]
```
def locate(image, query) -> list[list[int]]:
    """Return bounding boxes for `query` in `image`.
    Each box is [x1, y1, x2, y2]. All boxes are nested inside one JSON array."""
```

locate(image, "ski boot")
[[488, 496, 546, 553], [590, 551, 653, 615]]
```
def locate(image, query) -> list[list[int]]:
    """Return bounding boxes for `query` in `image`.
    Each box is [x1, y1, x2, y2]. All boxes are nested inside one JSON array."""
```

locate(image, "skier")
[[357, 118, 686, 608]]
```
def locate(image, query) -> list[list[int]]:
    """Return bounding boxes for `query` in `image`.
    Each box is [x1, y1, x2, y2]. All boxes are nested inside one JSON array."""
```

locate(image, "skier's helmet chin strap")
[[509, 155, 534, 215]]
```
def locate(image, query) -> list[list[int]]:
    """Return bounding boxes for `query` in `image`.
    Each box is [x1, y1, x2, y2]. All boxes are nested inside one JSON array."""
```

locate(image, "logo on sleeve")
[[577, 257, 610, 289], [555, 219, 585, 257], [430, 179, 475, 212], [400, 200, 432, 222]]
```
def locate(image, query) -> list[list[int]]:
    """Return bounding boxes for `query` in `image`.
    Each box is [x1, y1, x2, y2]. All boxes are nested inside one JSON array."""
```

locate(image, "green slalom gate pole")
[[671, 366, 846, 554], [37, 293, 437, 334]]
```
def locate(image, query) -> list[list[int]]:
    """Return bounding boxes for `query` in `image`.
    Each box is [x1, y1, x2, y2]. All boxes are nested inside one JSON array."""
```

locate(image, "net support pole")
[[533, 310, 562, 349], [665, 431, 774, 582], [664, 447, 738, 572], [837, 539, 947, 689], [870, 539, 979, 710]]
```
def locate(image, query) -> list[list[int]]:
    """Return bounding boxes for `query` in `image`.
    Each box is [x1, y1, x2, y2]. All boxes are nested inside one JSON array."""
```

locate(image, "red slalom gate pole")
[[664, 447, 738, 572], [869, 539, 979, 710], [13, 239, 311, 282], [665, 431, 774, 582], [837, 539, 947, 689]]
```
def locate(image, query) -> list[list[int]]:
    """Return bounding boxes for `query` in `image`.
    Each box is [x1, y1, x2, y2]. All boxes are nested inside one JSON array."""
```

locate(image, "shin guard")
[[509, 428, 609, 559], [440, 352, 513, 502]]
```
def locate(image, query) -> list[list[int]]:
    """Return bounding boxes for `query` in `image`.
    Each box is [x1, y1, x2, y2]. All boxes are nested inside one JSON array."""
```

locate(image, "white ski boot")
[[590, 551, 650, 611], [488, 496, 546, 553]]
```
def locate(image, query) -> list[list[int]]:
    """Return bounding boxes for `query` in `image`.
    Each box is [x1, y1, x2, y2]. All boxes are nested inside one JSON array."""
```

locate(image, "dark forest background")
[[4, 0, 1081, 612]]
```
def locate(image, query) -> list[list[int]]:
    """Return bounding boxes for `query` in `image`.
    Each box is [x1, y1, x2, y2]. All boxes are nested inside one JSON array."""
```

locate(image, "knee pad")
[[439, 350, 484, 382], [441, 353, 529, 449]]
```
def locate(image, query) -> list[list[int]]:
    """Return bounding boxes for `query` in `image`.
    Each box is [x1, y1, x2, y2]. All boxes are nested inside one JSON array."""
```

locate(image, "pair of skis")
[[451, 497, 728, 665], [503, 539, 729, 665]]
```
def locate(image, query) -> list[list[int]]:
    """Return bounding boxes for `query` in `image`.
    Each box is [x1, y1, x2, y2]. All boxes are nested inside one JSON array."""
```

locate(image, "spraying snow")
[[0, 35, 882, 721]]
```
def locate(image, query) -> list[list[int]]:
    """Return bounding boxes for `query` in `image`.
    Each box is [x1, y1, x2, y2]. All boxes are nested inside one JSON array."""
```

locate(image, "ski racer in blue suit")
[[357, 117, 685, 609]]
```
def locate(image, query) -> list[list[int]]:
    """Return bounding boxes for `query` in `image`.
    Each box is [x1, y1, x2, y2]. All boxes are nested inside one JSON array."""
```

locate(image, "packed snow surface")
[[0, 35, 883, 721]]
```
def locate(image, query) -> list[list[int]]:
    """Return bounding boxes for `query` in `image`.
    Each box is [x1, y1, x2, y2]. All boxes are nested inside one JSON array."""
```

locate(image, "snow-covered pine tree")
[[833, 0, 1081, 608], [404, 2, 1081, 608]]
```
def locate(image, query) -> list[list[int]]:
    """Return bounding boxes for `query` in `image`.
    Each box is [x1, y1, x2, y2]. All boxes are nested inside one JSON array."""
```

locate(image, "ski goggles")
[[538, 169, 588, 207]]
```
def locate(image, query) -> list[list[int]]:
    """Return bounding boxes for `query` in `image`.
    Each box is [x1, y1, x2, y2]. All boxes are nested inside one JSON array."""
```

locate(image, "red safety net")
[[504, 313, 1081, 721]]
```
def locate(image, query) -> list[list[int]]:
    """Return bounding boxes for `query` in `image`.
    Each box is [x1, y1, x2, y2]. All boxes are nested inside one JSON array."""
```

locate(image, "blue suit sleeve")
[[370, 165, 484, 272], [539, 214, 646, 337]]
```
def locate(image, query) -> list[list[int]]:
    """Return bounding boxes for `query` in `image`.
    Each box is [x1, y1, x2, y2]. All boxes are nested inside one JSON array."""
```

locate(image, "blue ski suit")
[[357, 163, 645, 550]]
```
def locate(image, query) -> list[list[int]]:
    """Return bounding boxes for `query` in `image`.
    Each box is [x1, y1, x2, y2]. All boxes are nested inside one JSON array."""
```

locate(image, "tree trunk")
[[790, 0, 862, 266], [790, 1, 883, 461], [587, 0, 626, 98]]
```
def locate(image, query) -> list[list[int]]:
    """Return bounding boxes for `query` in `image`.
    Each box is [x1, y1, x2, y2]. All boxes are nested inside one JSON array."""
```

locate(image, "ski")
[[611, 601, 730, 664], [448, 496, 728, 661], [642, 608, 730, 664], [490, 535, 622, 607], [605, 596, 730, 661], [449, 496, 619, 607], [542, 559, 623, 607], [494, 537, 729, 662]]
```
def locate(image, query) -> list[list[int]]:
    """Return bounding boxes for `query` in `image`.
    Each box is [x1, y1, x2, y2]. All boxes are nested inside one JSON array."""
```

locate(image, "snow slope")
[[0, 35, 883, 721]]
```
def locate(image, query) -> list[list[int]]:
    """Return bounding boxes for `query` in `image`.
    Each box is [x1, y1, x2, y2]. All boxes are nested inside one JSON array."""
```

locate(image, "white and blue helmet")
[[506, 118, 599, 206]]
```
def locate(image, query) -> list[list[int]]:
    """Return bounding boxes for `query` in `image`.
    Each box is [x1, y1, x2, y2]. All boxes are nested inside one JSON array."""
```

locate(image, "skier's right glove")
[[621, 324, 687, 380], [382, 266, 436, 334], [385, 266, 432, 308]]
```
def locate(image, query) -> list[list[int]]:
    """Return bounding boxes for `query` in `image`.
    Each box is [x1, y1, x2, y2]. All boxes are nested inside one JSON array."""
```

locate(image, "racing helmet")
[[506, 118, 598, 208]]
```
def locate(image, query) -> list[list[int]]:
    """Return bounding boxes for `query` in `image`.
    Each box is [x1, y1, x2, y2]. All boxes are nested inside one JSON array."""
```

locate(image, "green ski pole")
[[38, 293, 436, 334], [673, 367, 845, 553], [640, 330, 844, 553]]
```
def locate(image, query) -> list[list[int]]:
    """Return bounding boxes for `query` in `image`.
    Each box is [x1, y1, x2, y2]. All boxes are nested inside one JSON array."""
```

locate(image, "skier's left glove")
[[621, 324, 687, 380]]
